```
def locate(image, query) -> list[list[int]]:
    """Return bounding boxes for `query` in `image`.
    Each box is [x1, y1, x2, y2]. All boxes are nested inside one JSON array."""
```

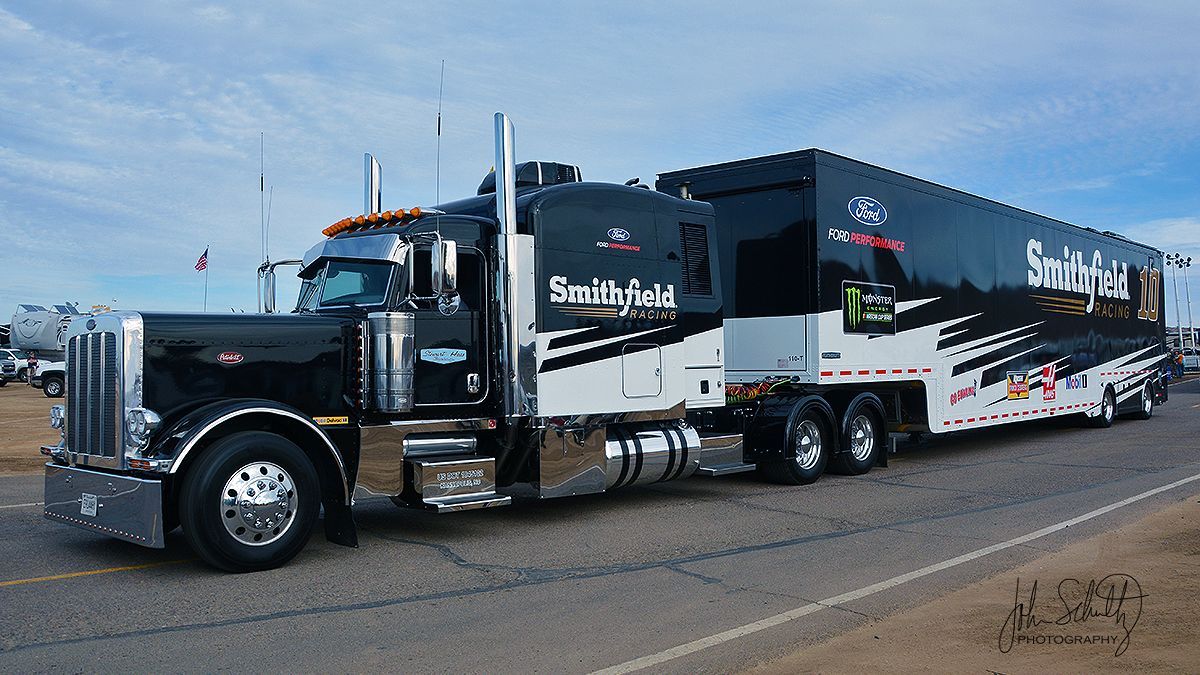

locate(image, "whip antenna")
[[436, 59, 445, 206], [260, 132, 266, 264]]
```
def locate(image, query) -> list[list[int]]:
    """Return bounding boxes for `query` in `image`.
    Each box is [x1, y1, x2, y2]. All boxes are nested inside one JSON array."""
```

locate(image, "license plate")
[[80, 493, 98, 517]]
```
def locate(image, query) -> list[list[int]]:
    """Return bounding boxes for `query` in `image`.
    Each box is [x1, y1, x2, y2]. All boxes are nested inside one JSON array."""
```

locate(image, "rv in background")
[[9, 303, 82, 361]]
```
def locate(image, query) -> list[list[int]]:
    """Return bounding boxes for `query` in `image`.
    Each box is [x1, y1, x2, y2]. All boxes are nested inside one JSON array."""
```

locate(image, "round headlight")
[[49, 405, 65, 429], [126, 408, 161, 443]]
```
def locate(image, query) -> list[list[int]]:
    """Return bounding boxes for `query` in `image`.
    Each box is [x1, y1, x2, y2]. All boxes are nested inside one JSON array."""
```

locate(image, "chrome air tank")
[[605, 423, 701, 489], [364, 312, 415, 412]]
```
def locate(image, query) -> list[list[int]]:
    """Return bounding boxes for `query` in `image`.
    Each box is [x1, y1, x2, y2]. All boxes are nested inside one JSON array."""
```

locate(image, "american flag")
[[195, 247, 209, 272]]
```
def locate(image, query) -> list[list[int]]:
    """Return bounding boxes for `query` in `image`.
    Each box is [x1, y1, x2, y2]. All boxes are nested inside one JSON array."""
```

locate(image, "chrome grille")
[[67, 332, 121, 459]]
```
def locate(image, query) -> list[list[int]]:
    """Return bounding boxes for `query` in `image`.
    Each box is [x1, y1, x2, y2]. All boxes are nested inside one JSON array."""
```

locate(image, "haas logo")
[[216, 351, 244, 365]]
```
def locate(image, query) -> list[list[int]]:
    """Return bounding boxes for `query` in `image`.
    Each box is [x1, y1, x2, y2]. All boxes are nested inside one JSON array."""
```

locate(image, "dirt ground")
[[752, 494, 1200, 674], [0, 383, 61, 475]]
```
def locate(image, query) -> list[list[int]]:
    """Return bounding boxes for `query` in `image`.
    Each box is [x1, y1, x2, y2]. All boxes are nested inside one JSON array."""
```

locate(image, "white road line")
[[594, 470, 1200, 674], [0, 502, 42, 510]]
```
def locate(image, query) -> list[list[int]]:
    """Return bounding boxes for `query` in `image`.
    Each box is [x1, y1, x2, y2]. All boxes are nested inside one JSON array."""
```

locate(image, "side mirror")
[[431, 239, 458, 296]]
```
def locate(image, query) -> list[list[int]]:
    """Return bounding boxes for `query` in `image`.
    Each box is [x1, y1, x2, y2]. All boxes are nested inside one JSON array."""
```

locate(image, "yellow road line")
[[0, 559, 190, 587]]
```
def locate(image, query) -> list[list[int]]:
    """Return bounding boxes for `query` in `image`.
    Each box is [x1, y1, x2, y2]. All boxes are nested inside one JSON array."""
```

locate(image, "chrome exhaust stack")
[[493, 112, 535, 417], [364, 153, 382, 214]]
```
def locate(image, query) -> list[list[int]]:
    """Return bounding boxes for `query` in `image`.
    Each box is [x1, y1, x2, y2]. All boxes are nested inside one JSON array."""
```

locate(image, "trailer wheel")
[[1131, 382, 1154, 420], [180, 431, 320, 572], [1088, 387, 1116, 428], [759, 409, 830, 485], [830, 404, 882, 475]]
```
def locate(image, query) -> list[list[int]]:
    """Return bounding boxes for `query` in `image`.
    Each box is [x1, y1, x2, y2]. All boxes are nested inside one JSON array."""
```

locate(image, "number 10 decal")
[[1136, 264, 1160, 321]]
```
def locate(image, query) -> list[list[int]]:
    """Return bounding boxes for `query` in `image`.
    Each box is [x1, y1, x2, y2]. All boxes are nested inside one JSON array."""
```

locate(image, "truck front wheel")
[[180, 431, 320, 572]]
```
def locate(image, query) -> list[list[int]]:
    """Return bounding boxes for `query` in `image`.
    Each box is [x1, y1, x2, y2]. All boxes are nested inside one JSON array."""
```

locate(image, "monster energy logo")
[[842, 280, 896, 335], [846, 286, 863, 329]]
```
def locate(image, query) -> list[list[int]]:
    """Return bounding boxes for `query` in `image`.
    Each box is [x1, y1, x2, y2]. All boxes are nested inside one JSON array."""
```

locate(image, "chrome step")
[[696, 462, 757, 476], [424, 494, 512, 513]]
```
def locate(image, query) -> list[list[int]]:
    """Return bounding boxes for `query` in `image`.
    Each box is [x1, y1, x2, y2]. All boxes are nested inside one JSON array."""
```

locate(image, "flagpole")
[[203, 245, 209, 312]]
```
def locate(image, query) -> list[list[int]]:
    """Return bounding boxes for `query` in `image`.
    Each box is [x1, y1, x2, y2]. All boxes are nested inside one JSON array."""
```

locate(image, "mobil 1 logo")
[[843, 280, 896, 335]]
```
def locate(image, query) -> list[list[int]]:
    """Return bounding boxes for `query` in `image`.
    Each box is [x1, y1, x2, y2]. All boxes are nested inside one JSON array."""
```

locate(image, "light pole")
[[1181, 255, 1194, 349], [1168, 254, 1183, 349]]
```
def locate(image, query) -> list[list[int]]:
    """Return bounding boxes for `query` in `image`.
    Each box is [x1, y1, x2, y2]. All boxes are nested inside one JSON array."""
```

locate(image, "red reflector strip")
[[840, 370, 852, 376], [892, 369, 902, 374], [858, 370, 870, 375], [820, 371, 833, 377], [921, 368, 932, 373], [875, 369, 887, 375]]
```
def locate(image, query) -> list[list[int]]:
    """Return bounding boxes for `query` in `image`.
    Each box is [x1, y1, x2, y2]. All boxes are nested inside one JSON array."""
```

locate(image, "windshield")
[[3, 350, 28, 360], [296, 260, 395, 310]]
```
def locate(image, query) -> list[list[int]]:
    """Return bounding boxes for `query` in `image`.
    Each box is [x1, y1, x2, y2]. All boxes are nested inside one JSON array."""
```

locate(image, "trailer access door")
[[657, 152, 817, 381]]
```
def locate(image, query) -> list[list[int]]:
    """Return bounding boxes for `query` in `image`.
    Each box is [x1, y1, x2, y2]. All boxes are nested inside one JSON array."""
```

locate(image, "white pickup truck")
[[31, 361, 65, 398]]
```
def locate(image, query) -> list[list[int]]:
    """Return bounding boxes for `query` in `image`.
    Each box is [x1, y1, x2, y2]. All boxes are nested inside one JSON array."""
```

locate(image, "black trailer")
[[658, 149, 1167, 464]]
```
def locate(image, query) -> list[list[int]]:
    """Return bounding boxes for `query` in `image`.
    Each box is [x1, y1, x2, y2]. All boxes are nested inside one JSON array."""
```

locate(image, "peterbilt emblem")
[[848, 196, 887, 226], [217, 351, 244, 364], [607, 227, 631, 241]]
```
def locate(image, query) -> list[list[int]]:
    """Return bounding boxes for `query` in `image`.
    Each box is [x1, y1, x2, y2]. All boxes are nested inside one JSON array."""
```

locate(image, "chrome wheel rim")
[[221, 462, 296, 546], [794, 420, 823, 471], [1102, 392, 1113, 421], [45, 381, 61, 396], [849, 414, 875, 462], [1143, 386, 1152, 413]]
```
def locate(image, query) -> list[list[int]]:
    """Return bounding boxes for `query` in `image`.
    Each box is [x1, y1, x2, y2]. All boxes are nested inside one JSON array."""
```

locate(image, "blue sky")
[[2, 1, 1198, 326]]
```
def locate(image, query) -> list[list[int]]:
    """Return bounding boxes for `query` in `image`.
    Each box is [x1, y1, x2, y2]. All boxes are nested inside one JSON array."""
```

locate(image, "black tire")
[[758, 407, 831, 485], [1131, 382, 1154, 420], [179, 431, 320, 572], [830, 404, 883, 475], [42, 376, 64, 398], [0, 378, 6, 387], [17, 368, 28, 383], [1088, 386, 1116, 428]]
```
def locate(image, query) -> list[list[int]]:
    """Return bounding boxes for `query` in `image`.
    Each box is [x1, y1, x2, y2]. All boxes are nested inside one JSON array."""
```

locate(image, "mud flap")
[[322, 499, 358, 547]]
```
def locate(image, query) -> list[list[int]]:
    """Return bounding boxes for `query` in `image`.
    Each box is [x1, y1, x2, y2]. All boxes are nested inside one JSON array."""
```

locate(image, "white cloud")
[[1, 1, 1199, 317]]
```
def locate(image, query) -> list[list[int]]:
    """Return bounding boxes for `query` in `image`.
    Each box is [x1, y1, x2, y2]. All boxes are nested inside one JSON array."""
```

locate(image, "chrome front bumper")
[[44, 463, 166, 548]]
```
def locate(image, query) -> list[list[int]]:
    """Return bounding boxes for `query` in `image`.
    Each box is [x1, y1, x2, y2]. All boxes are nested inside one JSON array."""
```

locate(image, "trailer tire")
[[758, 408, 830, 485], [1088, 386, 1116, 428], [179, 431, 320, 572], [830, 403, 883, 475], [42, 376, 64, 398], [1131, 382, 1154, 420]]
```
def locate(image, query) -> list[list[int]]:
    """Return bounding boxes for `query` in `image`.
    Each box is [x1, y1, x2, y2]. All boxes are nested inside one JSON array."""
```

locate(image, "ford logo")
[[607, 227, 631, 241], [216, 351, 244, 365], [848, 196, 887, 226]]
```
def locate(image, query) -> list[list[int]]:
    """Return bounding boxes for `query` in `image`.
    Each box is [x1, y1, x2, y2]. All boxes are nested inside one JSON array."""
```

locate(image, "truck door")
[[407, 244, 488, 405]]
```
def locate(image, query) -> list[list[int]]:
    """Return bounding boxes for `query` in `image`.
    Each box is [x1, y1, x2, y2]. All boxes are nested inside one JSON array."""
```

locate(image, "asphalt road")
[[1, 379, 1198, 672]]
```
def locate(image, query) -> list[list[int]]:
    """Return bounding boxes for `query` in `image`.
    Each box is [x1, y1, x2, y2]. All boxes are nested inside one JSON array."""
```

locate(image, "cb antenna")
[[436, 59, 445, 206], [259, 132, 266, 264]]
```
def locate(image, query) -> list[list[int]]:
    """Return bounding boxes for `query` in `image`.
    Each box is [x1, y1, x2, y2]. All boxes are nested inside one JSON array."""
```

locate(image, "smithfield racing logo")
[[848, 196, 887, 226], [549, 276, 677, 320], [1026, 239, 1132, 316]]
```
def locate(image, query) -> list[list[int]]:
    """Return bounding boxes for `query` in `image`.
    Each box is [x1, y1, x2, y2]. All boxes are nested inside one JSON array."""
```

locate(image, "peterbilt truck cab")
[[42, 114, 731, 571]]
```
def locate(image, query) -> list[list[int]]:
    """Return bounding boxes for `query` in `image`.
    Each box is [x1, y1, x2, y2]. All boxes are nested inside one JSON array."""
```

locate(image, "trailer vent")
[[679, 222, 713, 296]]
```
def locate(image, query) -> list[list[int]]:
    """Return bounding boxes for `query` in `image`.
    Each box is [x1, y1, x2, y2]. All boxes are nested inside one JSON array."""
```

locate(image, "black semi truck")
[[41, 114, 1167, 571]]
